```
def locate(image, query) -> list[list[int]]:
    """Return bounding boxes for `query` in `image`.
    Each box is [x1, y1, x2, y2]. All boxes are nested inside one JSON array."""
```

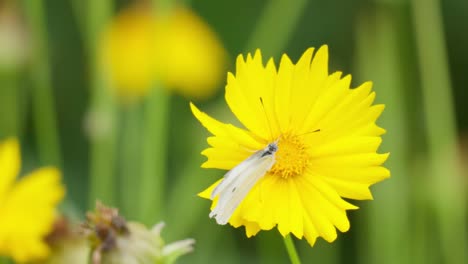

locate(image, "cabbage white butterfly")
[[209, 141, 278, 225]]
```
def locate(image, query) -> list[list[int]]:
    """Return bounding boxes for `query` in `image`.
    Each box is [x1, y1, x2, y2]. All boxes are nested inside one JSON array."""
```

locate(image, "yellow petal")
[[316, 166, 390, 185], [307, 176, 353, 232], [303, 213, 319, 246], [323, 177, 374, 200], [309, 45, 329, 87], [198, 179, 222, 200], [244, 221, 262, 238], [310, 137, 384, 157], [288, 48, 317, 127], [302, 171, 358, 211], [297, 179, 337, 242], [313, 81, 373, 130], [225, 52, 279, 139], [0, 167, 65, 262], [311, 152, 389, 167], [274, 54, 294, 132], [240, 174, 277, 231], [301, 74, 351, 133], [0, 138, 20, 201], [286, 180, 304, 238], [191, 102, 264, 170]]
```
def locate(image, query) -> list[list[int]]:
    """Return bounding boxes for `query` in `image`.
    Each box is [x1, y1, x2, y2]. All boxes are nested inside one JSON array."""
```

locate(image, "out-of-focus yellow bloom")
[[101, 9, 156, 100], [153, 8, 226, 99], [0, 139, 65, 262], [101, 6, 226, 101]]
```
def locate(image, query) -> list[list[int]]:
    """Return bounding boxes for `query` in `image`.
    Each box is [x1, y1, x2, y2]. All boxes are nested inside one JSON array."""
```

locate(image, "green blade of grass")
[[119, 103, 142, 219], [22, 0, 62, 167], [139, 86, 170, 225], [86, 0, 116, 208], [411, 0, 467, 263], [0, 71, 21, 139], [246, 0, 307, 57], [354, 6, 411, 264]]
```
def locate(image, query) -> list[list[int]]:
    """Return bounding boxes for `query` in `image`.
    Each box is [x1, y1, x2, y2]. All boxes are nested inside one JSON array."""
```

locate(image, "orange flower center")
[[270, 133, 309, 179]]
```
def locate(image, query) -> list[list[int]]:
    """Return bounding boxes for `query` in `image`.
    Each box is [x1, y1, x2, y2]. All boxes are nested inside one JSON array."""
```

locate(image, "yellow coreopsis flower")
[[191, 46, 390, 246], [101, 6, 226, 101], [152, 7, 226, 99], [101, 8, 156, 99], [0, 139, 65, 262]]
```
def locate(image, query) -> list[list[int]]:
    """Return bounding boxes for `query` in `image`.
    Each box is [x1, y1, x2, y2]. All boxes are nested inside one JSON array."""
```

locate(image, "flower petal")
[[0, 167, 65, 262], [0, 138, 20, 202], [322, 177, 375, 200], [191, 102, 263, 169], [225, 52, 279, 139], [309, 137, 385, 157], [300, 74, 351, 134], [297, 180, 337, 242]]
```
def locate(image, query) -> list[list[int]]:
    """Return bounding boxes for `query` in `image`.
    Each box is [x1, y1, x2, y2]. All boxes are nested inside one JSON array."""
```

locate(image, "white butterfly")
[[209, 141, 278, 225]]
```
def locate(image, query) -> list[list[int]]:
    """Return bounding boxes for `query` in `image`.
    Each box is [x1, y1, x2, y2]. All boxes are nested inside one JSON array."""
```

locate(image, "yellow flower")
[[152, 7, 226, 100], [191, 46, 390, 246], [0, 139, 65, 262], [101, 6, 226, 101]]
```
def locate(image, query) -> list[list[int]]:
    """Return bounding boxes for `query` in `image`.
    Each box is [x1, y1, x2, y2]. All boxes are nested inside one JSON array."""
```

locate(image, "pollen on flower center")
[[270, 133, 309, 179]]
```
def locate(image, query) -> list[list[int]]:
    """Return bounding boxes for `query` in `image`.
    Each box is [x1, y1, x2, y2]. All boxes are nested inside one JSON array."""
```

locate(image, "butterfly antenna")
[[297, 128, 321, 137], [259, 97, 275, 141]]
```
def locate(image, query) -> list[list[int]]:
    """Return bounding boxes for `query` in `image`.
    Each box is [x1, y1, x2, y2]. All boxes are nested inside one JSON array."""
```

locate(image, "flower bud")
[[84, 202, 194, 264]]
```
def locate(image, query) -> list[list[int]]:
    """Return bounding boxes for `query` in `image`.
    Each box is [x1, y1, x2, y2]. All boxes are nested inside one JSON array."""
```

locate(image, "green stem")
[[0, 71, 20, 139], [139, 87, 170, 224], [0, 257, 11, 264], [354, 6, 411, 264], [87, 0, 115, 208], [411, 0, 467, 263], [88, 89, 117, 208], [245, 0, 307, 57], [119, 104, 142, 219], [283, 234, 301, 264], [70, 0, 87, 45], [22, 0, 61, 167]]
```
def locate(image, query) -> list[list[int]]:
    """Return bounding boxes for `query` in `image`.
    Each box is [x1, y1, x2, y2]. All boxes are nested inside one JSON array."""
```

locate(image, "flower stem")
[[87, 0, 115, 208], [354, 6, 411, 264], [411, 0, 467, 263], [0, 257, 11, 264], [120, 104, 142, 219], [283, 234, 301, 264], [22, 0, 62, 167], [0, 71, 21, 138], [139, 86, 170, 224], [246, 0, 307, 57]]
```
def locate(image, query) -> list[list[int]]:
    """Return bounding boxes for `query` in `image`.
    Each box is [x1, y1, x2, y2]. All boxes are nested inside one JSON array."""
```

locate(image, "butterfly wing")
[[210, 154, 276, 225], [210, 149, 265, 200]]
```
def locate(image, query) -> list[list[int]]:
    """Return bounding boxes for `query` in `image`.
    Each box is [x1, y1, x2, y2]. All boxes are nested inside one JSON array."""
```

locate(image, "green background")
[[0, 0, 467, 263]]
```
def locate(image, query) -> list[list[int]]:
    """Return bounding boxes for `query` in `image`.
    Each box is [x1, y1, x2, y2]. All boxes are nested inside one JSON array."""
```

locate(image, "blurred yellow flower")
[[191, 46, 390, 246], [101, 6, 226, 101], [0, 139, 65, 262]]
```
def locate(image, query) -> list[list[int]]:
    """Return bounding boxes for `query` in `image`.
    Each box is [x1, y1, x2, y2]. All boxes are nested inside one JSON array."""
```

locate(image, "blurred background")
[[0, 0, 467, 263]]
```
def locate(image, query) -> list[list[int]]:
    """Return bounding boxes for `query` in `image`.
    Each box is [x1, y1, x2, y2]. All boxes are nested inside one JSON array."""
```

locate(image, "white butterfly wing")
[[210, 150, 265, 200], [210, 154, 276, 225]]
